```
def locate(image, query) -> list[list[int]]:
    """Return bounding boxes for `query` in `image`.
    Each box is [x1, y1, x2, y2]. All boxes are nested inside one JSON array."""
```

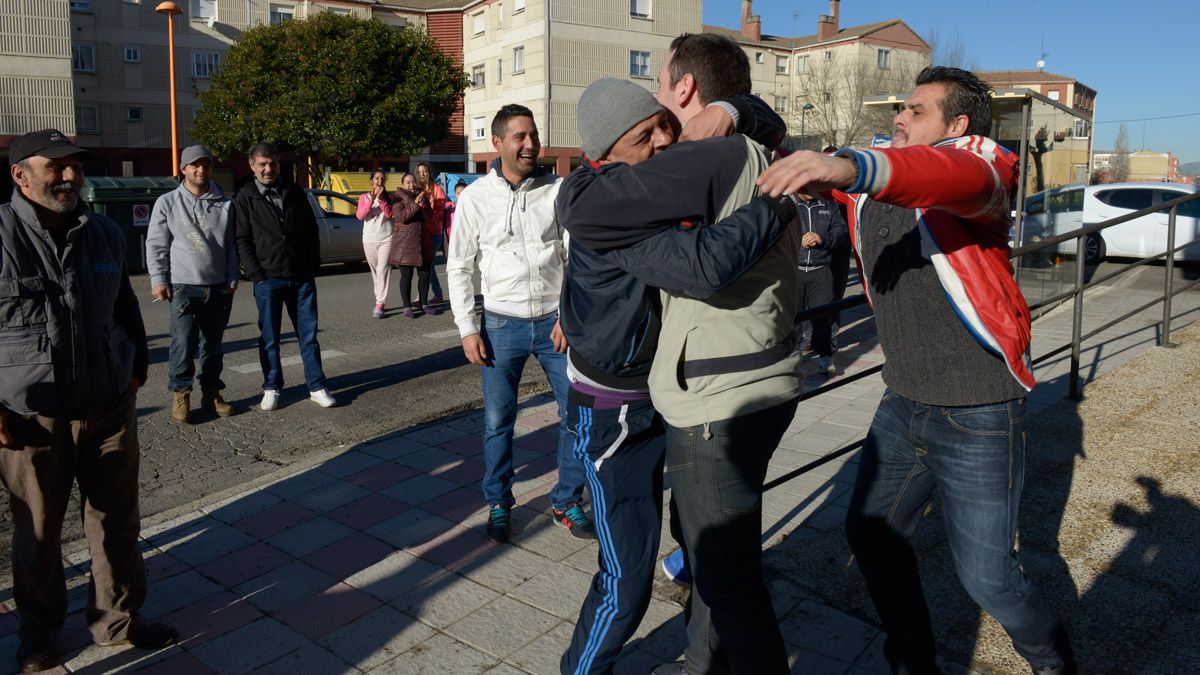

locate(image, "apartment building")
[[707, 0, 930, 148], [66, 0, 432, 177], [1, 1, 75, 192], [1093, 149, 1177, 183], [460, 0, 700, 174]]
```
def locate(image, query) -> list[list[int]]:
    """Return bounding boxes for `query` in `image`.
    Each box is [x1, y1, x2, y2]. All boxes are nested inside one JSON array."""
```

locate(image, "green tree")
[[192, 13, 468, 173]]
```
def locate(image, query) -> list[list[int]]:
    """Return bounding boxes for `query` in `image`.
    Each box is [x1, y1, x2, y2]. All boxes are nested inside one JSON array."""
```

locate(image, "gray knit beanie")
[[577, 78, 663, 160]]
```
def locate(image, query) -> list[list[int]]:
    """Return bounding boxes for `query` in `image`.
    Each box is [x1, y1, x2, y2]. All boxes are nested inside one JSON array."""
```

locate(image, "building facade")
[[1093, 149, 1177, 183], [1, 1, 76, 186]]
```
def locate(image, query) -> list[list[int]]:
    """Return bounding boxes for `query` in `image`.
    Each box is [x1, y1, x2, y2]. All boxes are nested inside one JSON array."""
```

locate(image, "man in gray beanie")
[[146, 145, 239, 423], [558, 74, 801, 674]]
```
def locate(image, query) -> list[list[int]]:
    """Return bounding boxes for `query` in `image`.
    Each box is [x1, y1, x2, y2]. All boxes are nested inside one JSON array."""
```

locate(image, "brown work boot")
[[200, 387, 234, 416], [171, 389, 190, 424]]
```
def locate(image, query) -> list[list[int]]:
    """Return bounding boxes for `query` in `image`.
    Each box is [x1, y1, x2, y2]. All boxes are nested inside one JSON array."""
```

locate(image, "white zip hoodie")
[[446, 164, 566, 338]]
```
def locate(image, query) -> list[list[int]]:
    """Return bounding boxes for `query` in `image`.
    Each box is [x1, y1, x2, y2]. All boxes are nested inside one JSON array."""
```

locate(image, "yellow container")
[[322, 172, 376, 214]]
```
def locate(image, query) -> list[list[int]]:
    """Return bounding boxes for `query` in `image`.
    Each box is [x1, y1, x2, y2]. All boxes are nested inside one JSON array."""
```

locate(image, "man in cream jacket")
[[446, 104, 592, 544]]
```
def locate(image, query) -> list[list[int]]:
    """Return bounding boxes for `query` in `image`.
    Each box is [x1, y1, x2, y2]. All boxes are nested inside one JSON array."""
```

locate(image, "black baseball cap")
[[8, 129, 92, 166]]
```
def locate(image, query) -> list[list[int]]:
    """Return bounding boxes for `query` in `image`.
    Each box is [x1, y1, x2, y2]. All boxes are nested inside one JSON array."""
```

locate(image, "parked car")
[[1021, 182, 1200, 264], [307, 189, 366, 264]]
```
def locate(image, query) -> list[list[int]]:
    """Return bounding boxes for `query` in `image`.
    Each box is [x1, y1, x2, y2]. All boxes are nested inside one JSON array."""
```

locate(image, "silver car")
[[306, 189, 366, 265]]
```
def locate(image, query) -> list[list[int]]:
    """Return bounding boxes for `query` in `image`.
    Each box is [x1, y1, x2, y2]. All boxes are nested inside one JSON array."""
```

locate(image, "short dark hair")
[[247, 142, 279, 161], [667, 33, 751, 104], [454, 179, 467, 191], [914, 66, 992, 137], [491, 104, 535, 139]]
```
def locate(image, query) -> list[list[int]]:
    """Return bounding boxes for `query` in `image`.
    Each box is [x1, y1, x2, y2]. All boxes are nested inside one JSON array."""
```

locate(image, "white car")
[[1022, 182, 1200, 263]]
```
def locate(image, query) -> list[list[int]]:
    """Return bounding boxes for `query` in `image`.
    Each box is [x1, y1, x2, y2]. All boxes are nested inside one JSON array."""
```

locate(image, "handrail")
[[764, 189, 1200, 495]]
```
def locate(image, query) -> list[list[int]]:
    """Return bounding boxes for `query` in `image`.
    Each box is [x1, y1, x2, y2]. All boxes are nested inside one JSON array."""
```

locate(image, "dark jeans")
[[166, 283, 233, 392], [252, 275, 327, 392], [797, 266, 835, 357], [845, 391, 1067, 672], [0, 389, 146, 643], [427, 233, 444, 299], [396, 265, 429, 308], [666, 398, 798, 675], [563, 390, 665, 675]]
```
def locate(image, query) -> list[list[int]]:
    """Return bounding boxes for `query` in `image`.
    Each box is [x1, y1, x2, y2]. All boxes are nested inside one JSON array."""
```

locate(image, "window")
[[76, 106, 98, 133], [192, 51, 221, 77], [877, 48, 891, 69], [823, 91, 831, 103], [73, 45, 96, 72], [755, 52, 764, 64], [512, 46, 525, 73], [1095, 189, 1154, 211], [472, 11, 485, 35], [124, 46, 141, 63], [1047, 90, 1061, 101], [496, 58, 503, 84], [191, 0, 216, 21], [70, 0, 91, 10], [269, 3, 293, 24], [472, 116, 486, 140], [630, 0, 650, 18], [127, 107, 143, 123], [773, 95, 788, 114], [823, 50, 832, 61], [796, 55, 808, 73], [776, 55, 787, 75], [629, 50, 651, 78], [1072, 119, 1090, 139], [514, 0, 525, 11], [471, 64, 485, 88]]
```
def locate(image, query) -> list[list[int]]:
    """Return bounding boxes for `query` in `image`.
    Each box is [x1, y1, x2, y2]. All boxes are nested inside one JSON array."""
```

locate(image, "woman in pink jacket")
[[415, 162, 448, 305], [357, 169, 394, 318]]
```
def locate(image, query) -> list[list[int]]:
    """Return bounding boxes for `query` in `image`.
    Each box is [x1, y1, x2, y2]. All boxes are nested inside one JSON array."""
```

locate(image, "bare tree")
[[1110, 123, 1131, 182], [792, 48, 925, 148], [925, 26, 980, 71]]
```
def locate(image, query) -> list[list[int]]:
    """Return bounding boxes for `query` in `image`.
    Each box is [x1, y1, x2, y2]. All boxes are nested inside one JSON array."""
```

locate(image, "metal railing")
[[764, 190, 1200, 494]]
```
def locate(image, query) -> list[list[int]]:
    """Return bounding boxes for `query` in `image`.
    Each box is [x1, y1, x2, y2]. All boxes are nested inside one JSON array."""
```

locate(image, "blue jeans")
[[845, 391, 1066, 672], [252, 276, 327, 393], [478, 312, 583, 510], [167, 283, 232, 391], [665, 398, 798, 675]]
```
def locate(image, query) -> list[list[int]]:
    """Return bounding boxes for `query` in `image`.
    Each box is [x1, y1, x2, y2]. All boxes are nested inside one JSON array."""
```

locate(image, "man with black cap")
[[146, 144, 239, 424], [558, 76, 801, 674], [0, 129, 177, 672]]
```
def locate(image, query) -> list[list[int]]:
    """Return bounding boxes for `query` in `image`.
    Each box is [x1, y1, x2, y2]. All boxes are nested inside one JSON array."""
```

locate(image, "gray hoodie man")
[[145, 145, 239, 422]]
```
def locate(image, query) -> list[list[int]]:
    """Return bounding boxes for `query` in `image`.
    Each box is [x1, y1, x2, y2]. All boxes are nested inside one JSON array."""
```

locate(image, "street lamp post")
[[800, 102, 815, 151], [155, 1, 182, 177]]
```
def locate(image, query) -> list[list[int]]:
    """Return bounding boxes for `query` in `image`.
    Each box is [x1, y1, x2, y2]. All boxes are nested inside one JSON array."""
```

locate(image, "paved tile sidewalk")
[[0, 274, 1196, 674]]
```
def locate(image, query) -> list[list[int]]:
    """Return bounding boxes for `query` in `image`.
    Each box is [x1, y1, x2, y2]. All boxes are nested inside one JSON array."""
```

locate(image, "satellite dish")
[[1036, 59, 1046, 70]]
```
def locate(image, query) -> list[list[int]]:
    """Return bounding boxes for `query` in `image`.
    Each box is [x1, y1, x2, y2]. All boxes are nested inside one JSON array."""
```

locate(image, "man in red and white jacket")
[[760, 66, 1076, 675]]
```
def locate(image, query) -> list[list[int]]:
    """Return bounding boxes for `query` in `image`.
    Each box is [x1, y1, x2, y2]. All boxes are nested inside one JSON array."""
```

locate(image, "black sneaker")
[[552, 503, 596, 539], [486, 504, 512, 543]]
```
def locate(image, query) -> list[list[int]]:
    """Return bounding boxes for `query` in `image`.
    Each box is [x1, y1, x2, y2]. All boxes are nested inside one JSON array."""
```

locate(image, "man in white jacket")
[[446, 104, 592, 544], [145, 145, 239, 424]]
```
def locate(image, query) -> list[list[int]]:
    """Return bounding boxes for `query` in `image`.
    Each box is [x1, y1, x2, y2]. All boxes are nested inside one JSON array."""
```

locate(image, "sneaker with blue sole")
[[661, 549, 691, 587]]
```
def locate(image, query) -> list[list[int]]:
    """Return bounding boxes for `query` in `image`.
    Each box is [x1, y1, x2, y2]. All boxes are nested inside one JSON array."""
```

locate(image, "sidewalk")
[[1, 272, 1197, 674]]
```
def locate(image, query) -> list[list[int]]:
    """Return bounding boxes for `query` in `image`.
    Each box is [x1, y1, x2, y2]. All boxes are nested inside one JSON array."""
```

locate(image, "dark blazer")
[[234, 182, 321, 282]]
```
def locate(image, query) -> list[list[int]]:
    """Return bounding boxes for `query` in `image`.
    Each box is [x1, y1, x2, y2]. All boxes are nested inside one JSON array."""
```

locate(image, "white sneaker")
[[309, 388, 337, 408], [260, 389, 280, 411], [818, 356, 838, 375]]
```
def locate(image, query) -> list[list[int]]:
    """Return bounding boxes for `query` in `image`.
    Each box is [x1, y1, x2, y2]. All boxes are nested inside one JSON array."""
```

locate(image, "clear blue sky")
[[704, 0, 1200, 165]]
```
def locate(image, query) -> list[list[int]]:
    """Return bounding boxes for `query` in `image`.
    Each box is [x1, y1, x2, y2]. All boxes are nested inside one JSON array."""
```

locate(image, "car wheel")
[[1084, 233, 1105, 265]]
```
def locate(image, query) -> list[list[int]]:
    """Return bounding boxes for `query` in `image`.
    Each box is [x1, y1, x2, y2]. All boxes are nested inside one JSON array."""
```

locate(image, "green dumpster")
[[80, 177, 179, 274]]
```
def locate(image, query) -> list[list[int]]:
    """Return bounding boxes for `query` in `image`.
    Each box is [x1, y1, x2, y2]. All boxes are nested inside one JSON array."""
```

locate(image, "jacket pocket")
[[0, 276, 49, 327], [0, 329, 55, 412]]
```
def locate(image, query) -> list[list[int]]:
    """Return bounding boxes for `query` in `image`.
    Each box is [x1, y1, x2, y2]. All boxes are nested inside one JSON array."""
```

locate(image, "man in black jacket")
[[234, 143, 336, 411], [794, 193, 848, 374], [559, 77, 795, 674]]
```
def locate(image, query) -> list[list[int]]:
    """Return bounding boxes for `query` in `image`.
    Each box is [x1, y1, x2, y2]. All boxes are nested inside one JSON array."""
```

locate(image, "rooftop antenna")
[[1036, 38, 1049, 71], [792, 9, 803, 36]]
